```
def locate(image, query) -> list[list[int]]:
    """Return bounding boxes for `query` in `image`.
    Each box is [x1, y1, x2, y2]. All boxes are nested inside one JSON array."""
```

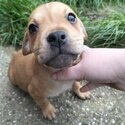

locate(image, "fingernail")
[[80, 87, 83, 92], [80, 87, 85, 92], [52, 74, 57, 80]]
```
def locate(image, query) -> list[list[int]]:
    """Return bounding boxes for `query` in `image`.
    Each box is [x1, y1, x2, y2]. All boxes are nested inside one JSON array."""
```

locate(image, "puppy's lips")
[[44, 53, 81, 69]]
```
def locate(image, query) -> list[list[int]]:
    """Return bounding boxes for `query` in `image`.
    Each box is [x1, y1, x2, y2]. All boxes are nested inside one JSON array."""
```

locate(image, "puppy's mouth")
[[44, 53, 81, 69]]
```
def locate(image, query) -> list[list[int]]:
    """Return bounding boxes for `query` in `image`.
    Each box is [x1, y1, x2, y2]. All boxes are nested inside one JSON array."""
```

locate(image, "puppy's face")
[[23, 2, 87, 69]]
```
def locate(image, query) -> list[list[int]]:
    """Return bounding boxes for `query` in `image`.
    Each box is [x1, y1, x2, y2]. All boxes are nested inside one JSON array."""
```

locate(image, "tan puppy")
[[8, 2, 89, 120]]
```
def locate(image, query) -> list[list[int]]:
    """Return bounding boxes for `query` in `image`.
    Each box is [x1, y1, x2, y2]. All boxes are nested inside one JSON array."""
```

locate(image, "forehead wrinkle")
[[46, 8, 68, 24], [29, 3, 76, 27], [46, 2, 69, 16], [32, 12, 43, 21], [31, 2, 74, 21]]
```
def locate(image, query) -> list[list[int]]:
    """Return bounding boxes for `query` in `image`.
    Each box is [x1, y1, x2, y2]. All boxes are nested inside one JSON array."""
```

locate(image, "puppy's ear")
[[78, 19, 88, 40], [22, 32, 32, 55]]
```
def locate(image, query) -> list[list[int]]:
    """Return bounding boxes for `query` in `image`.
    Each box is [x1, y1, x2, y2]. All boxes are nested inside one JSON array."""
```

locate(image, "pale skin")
[[53, 46, 125, 92]]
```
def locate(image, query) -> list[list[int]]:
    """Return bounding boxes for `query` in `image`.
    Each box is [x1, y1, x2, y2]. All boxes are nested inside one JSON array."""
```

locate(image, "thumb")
[[53, 64, 82, 81], [80, 82, 104, 92]]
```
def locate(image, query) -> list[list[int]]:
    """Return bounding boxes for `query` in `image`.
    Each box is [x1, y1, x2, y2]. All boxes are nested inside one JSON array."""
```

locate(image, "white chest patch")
[[47, 80, 74, 97]]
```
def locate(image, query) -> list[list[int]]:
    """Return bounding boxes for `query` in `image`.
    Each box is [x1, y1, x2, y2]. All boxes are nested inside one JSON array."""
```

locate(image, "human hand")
[[53, 47, 125, 92], [53, 52, 85, 81]]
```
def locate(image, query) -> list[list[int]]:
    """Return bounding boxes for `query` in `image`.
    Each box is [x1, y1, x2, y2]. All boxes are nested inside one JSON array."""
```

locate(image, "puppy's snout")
[[47, 31, 67, 48]]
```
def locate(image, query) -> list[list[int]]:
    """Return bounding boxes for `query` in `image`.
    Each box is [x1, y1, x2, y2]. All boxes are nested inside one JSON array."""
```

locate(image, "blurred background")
[[0, 0, 125, 48]]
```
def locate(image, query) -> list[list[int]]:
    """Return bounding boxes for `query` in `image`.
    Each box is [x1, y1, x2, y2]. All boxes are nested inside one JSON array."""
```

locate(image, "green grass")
[[0, 0, 40, 46], [86, 12, 125, 48], [0, 0, 125, 48]]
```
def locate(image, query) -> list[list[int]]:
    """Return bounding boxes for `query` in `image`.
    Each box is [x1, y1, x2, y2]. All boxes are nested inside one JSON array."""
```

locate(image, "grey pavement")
[[0, 46, 125, 125]]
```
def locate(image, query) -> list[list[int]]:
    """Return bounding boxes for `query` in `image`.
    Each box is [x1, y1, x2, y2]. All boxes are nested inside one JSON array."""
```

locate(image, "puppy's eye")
[[29, 24, 38, 34], [67, 13, 76, 24]]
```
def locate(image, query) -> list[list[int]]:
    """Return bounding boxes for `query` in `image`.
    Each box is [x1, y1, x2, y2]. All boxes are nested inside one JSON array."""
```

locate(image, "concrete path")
[[0, 46, 125, 125]]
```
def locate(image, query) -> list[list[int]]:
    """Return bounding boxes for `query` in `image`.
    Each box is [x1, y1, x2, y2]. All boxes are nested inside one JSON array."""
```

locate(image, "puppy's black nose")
[[47, 31, 67, 47]]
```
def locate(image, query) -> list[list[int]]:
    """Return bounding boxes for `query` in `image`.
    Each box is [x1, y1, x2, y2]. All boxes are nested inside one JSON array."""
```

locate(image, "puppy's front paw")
[[73, 81, 91, 100], [42, 103, 56, 120], [76, 90, 90, 100]]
